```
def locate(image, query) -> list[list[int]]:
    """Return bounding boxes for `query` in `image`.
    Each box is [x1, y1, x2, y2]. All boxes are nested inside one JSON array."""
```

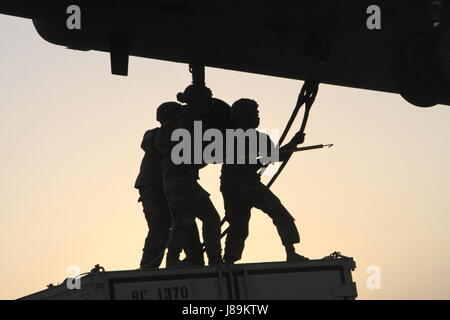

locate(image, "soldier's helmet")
[[208, 98, 232, 131], [230, 98, 259, 121], [177, 85, 213, 104], [156, 102, 183, 123]]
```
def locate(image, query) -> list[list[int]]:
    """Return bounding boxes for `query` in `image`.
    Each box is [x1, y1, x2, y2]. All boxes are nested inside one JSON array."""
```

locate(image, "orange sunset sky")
[[1, 15, 450, 300]]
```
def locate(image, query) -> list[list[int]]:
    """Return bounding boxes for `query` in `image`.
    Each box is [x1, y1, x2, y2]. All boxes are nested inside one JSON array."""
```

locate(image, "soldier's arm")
[[141, 129, 157, 150], [258, 133, 282, 165], [155, 119, 179, 155], [278, 132, 305, 161], [258, 132, 305, 164]]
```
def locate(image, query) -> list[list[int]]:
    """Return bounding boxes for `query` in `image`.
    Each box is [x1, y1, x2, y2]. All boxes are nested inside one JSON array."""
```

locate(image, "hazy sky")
[[1, 15, 450, 300]]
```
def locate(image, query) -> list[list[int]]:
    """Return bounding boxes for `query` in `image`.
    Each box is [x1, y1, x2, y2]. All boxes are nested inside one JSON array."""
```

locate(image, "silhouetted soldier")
[[156, 85, 222, 267], [221, 98, 308, 264], [135, 102, 204, 269]]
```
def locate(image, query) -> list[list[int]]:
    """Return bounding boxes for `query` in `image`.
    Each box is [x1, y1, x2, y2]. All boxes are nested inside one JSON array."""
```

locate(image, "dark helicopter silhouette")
[[1, 0, 449, 107]]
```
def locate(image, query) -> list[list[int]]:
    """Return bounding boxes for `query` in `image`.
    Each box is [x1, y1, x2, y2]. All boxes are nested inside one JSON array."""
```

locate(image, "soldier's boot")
[[166, 250, 183, 268], [205, 230, 223, 267], [166, 246, 184, 268], [223, 256, 237, 265], [184, 226, 205, 267], [184, 252, 205, 267], [205, 239, 223, 266], [222, 214, 249, 265], [223, 246, 242, 265], [285, 244, 309, 262], [180, 257, 205, 267], [207, 254, 224, 267], [205, 236, 223, 267], [223, 233, 246, 265], [273, 218, 307, 262], [201, 211, 223, 266], [166, 215, 196, 268], [140, 250, 164, 270]]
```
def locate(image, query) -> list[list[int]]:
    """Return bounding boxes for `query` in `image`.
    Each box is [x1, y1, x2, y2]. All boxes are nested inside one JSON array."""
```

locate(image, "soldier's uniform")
[[220, 130, 300, 263], [135, 127, 204, 269], [156, 107, 222, 266]]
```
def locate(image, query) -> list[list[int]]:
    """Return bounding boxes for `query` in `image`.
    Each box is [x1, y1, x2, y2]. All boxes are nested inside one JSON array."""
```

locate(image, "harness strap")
[[266, 78, 319, 188]]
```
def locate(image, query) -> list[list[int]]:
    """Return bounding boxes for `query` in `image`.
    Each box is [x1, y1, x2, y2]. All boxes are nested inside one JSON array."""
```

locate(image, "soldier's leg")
[[165, 190, 197, 266], [139, 188, 171, 269], [249, 182, 299, 244], [194, 184, 222, 265], [222, 190, 251, 264], [163, 168, 199, 267], [183, 223, 205, 266], [248, 183, 308, 262]]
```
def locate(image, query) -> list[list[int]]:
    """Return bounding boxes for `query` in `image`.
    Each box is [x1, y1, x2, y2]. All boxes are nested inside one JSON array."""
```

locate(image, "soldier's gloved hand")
[[290, 132, 305, 146]]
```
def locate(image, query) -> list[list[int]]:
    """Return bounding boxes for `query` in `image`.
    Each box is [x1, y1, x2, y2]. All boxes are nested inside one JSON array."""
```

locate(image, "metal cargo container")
[[20, 254, 357, 300]]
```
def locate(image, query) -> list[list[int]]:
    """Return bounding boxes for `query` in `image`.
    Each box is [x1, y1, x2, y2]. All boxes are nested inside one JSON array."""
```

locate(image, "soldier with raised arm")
[[221, 98, 308, 264]]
